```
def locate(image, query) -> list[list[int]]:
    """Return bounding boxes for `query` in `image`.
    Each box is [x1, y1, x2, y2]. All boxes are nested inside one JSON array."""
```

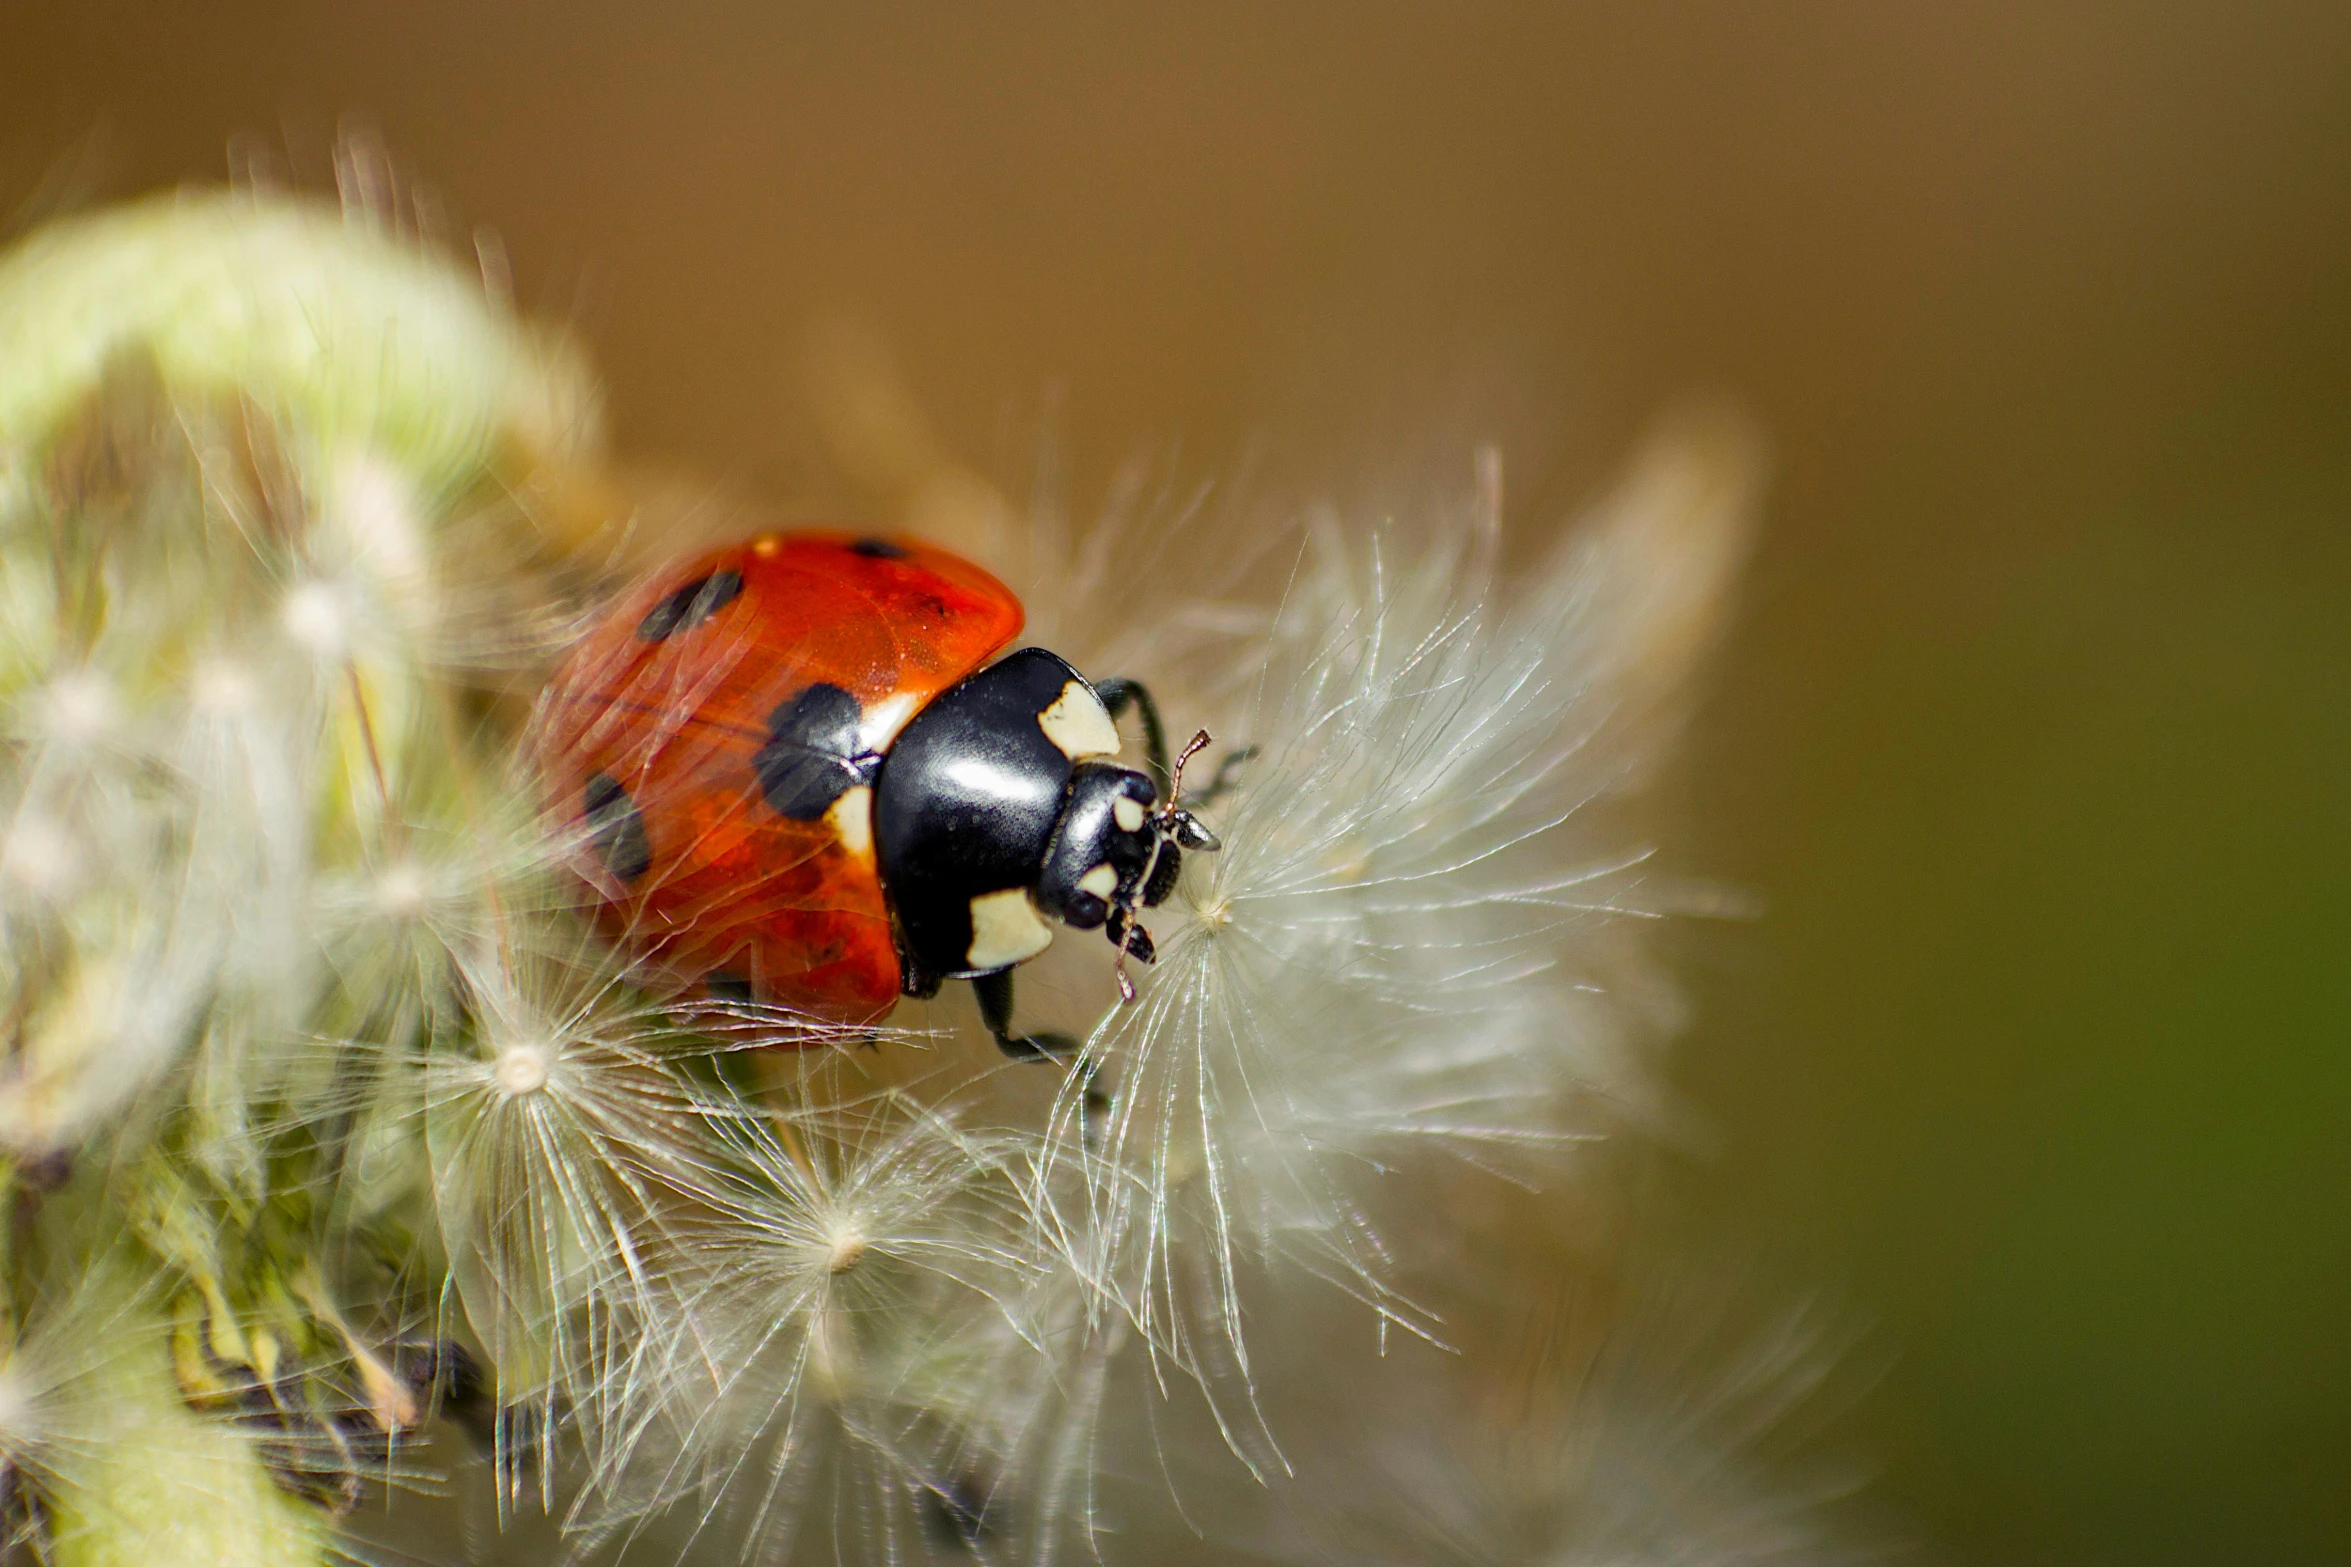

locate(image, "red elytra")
[[534, 532, 1023, 1024]]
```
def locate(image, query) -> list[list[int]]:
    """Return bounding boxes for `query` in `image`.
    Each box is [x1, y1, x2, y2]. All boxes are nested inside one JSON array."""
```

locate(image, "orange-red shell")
[[535, 532, 1024, 1025]]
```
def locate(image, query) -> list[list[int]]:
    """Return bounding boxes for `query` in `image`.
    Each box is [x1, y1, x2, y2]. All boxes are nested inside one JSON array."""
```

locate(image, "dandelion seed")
[[0, 1365, 41, 1460], [0, 815, 81, 900], [492, 1037, 556, 1097], [279, 579, 350, 658], [31, 669, 118, 747], [0, 184, 664, 1565], [1147, 1263, 1855, 1567], [568, 1097, 1078, 1562], [323, 449, 430, 593], [370, 858, 433, 922], [825, 1224, 870, 1275], [1011, 417, 1763, 1458], [186, 657, 258, 716]]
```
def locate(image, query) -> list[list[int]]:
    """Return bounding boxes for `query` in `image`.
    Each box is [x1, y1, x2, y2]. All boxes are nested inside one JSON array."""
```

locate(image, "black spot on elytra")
[[635, 568, 744, 641], [703, 970, 754, 1003], [753, 683, 879, 819], [583, 771, 653, 881], [848, 537, 907, 559]]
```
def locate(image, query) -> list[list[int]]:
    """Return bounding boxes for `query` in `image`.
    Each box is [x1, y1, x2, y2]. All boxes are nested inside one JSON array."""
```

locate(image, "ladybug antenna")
[[1105, 729, 1228, 1007], [1168, 729, 1212, 800], [1155, 729, 1221, 852]]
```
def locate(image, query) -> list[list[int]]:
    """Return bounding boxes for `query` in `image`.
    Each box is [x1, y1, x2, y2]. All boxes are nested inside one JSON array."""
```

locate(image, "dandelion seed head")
[[0, 176, 1802, 1565], [0, 188, 651, 1559]]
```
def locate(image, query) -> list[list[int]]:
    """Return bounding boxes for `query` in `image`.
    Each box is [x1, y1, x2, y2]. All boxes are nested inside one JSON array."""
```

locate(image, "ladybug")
[[534, 531, 1220, 1058]]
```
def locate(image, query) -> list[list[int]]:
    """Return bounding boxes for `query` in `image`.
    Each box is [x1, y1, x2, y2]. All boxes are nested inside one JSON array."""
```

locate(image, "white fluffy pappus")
[[1020, 416, 1763, 1438], [0, 186, 676, 1564], [416, 934, 759, 1498], [1153, 1258, 1863, 1567], [570, 1092, 1100, 1567], [0, 334, 588, 1173]]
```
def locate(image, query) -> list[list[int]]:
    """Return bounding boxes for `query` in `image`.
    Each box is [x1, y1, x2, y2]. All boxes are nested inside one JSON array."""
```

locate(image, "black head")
[[871, 648, 1214, 989]]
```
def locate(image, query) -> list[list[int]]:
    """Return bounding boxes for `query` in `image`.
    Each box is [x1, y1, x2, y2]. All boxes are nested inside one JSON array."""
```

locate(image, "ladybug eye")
[[635, 569, 744, 641]]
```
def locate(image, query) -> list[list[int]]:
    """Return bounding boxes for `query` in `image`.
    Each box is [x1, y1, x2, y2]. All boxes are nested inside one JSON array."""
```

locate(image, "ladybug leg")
[[1093, 678, 1170, 794], [971, 967, 1078, 1062]]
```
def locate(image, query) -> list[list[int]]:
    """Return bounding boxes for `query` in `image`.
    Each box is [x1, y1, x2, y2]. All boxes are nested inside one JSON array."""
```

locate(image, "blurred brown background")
[[8, 4, 2348, 1562]]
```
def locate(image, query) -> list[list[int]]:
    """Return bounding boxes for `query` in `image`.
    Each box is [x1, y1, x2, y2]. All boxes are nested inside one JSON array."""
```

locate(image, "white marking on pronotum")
[[965, 887, 1054, 970], [858, 692, 921, 753], [1111, 795, 1148, 833], [826, 784, 874, 860], [1037, 680, 1121, 760], [1077, 862, 1118, 899]]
